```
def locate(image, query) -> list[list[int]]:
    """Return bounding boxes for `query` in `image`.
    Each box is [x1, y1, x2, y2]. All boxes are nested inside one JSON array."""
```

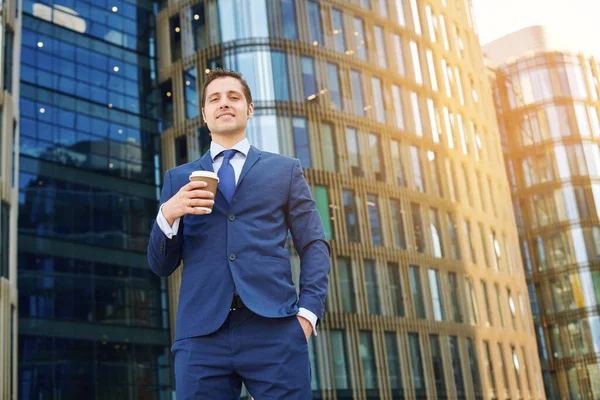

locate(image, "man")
[[147, 69, 331, 399]]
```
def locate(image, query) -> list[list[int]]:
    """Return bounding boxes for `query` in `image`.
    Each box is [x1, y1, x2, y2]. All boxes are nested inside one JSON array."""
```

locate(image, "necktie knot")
[[221, 149, 237, 161]]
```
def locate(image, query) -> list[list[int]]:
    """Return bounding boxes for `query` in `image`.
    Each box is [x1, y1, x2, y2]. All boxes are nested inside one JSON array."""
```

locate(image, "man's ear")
[[201, 108, 206, 122], [247, 102, 254, 119]]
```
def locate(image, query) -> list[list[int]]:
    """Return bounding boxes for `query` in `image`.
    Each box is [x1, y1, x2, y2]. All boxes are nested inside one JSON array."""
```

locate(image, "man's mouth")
[[217, 113, 235, 120]]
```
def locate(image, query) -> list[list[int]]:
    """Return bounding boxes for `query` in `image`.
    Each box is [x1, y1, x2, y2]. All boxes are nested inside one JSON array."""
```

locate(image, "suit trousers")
[[171, 308, 312, 399]]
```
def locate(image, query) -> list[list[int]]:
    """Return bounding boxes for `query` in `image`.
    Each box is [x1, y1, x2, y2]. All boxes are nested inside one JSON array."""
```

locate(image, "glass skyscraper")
[[489, 27, 600, 400], [16, 0, 172, 398], [158, 0, 544, 399], [0, 0, 21, 398]]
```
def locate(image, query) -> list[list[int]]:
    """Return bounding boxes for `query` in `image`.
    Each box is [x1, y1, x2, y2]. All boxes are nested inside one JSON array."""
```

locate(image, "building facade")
[[158, 0, 544, 399], [0, 0, 21, 398], [16, 0, 173, 398], [491, 40, 600, 398]]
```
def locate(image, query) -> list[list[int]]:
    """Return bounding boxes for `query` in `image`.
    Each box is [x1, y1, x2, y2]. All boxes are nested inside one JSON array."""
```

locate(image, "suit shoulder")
[[259, 151, 298, 166], [166, 160, 199, 176]]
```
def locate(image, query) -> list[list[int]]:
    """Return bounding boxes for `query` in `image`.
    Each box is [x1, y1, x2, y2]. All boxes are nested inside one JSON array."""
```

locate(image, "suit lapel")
[[236, 146, 261, 190]]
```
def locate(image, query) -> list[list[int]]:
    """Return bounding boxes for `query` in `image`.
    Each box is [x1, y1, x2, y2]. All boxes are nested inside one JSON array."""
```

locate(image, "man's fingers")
[[189, 190, 215, 199], [186, 180, 209, 190], [188, 198, 215, 208]]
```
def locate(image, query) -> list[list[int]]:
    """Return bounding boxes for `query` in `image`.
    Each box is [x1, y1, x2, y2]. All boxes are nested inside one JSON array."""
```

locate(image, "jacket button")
[[229, 214, 235, 221], [229, 254, 236, 261]]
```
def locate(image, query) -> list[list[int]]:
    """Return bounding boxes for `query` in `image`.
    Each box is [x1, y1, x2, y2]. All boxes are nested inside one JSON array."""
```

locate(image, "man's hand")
[[162, 181, 216, 225], [297, 315, 313, 341]]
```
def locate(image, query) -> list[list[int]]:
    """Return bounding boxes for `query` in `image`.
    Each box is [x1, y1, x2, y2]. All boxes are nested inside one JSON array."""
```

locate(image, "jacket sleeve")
[[147, 169, 185, 277], [286, 159, 331, 322]]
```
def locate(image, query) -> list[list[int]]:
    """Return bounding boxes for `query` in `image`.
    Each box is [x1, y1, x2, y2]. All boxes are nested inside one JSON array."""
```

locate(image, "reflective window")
[[465, 277, 479, 325], [411, 203, 426, 253], [483, 341, 497, 396], [353, 17, 367, 60], [374, 26, 387, 68], [281, 0, 298, 40], [426, 50, 438, 91], [175, 136, 188, 166], [395, 0, 406, 26], [350, 70, 365, 116], [271, 51, 290, 101], [409, 0, 422, 35], [331, 8, 346, 53], [292, 117, 311, 168], [337, 257, 356, 313], [389, 199, 407, 249], [481, 281, 492, 327], [393, 34, 406, 76], [369, 133, 384, 181], [367, 194, 382, 246], [498, 343, 510, 395], [467, 338, 483, 398], [189, 3, 207, 51], [425, 6, 436, 42], [330, 330, 350, 389], [410, 146, 425, 192], [429, 208, 444, 258], [430, 335, 447, 397], [378, 0, 388, 16], [387, 262, 405, 316], [390, 140, 406, 186], [428, 269, 444, 321], [346, 127, 362, 177], [448, 213, 460, 260], [184, 67, 198, 119], [307, 1, 323, 46], [428, 151, 443, 197], [327, 63, 342, 110], [449, 336, 466, 397], [464, 219, 476, 263], [342, 189, 359, 242], [314, 186, 332, 240], [448, 272, 463, 322], [411, 92, 423, 136], [219, 0, 268, 42], [385, 332, 403, 391], [409, 265, 426, 318], [371, 77, 386, 123], [391, 85, 405, 130], [559, 62, 588, 98], [495, 284, 505, 328], [408, 334, 426, 395], [511, 345, 522, 393], [301, 56, 318, 101], [359, 332, 378, 389], [409, 41, 423, 85]]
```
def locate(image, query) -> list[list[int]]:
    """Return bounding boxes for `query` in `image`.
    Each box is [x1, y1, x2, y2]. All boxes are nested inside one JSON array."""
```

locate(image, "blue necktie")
[[218, 149, 237, 203]]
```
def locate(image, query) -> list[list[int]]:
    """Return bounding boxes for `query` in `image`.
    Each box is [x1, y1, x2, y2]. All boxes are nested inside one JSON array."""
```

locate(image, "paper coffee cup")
[[189, 171, 219, 213]]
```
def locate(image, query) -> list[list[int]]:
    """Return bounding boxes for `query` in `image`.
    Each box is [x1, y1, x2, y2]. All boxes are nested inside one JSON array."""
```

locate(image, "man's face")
[[202, 77, 254, 136]]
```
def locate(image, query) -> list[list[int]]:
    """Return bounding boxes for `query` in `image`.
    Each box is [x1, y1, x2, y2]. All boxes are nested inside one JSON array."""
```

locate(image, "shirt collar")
[[210, 138, 250, 161]]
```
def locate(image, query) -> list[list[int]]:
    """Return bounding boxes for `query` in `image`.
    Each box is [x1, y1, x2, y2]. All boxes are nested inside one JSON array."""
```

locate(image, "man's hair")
[[201, 69, 253, 107]]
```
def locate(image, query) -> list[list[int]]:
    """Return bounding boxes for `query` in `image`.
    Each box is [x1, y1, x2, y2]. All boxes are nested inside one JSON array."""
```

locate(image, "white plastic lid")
[[189, 171, 219, 181]]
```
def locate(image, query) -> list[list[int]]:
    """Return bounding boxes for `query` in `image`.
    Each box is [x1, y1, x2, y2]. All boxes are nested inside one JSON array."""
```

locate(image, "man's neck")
[[211, 133, 246, 149]]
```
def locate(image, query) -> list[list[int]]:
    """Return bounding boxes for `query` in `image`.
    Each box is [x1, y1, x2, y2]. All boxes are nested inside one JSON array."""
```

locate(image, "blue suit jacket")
[[147, 146, 331, 341]]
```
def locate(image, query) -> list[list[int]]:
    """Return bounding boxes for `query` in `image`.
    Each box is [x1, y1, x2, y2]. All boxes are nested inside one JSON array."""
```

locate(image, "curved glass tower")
[[159, 0, 544, 399], [493, 48, 600, 399]]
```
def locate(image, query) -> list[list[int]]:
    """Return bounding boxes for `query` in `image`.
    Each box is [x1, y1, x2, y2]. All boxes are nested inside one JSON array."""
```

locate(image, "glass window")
[[337, 257, 356, 313], [498, 343, 510, 395], [353, 17, 367, 60], [411, 203, 426, 253], [409, 0, 422, 35], [271, 52, 290, 101], [411, 92, 423, 136], [425, 5, 436, 42], [410, 146, 425, 192], [346, 127, 362, 177], [350, 70, 365, 116], [393, 34, 406, 76], [430, 335, 447, 396], [390, 140, 406, 186], [170, 15, 182, 61], [511, 345, 522, 393], [467, 338, 483, 397], [559, 63, 588, 98], [281, 0, 298, 40], [483, 341, 497, 396], [374, 26, 387, 68], [409, 265, 426, 318], [428, 269, 445, 321], [367, 194, 382, 246], [327, 63, 342, 110], [371, 77, 386, 123], [429, 208, 444, 258], [428, 99, 440, 142], [507, 289, 517, 330], [342, 190, 359, 243], [389, 199, 407, 249], [190, 2, 207, 51], [292, 117, 311, 168], [465, 277, 479, 325], [306, 1, 323, 46], [301, 57, 318, 101], [449, 336, 466, 397], [385, 332, 403, 391], [314, 186, 332, 240], [321, 123, 336, 172], [378, 0, 388, 15], [448, 213, 460, 260], [330, 330, 350, 389], [359, 332, 378, 389], [395, 0, 406, 26], [331, 8, 346, 53], [387, 262, 405, 316], [481, 281, 492, 327], [391, 85, 405, 130], [426, 49, 438, 91], [464, 219, 476, 263], [408, 334, 426, 395], [410, 41, 423, 85], [219, 0, 269, 41], [175, 136, 188, 166], [495, 284, 505, 328], [448, 272, 463, 322], [428, 151, 443, 197], [369, 133, 384, 181], [446, 159, 457, 202]]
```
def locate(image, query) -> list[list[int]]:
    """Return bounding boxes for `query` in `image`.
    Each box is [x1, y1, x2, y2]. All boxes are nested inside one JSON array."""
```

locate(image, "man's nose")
[[219, 98, 230, 108]]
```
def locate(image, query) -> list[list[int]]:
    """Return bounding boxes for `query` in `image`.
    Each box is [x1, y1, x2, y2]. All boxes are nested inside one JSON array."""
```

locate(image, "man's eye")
[[230, 96, 239, 100], [210, 98, 218, 102]]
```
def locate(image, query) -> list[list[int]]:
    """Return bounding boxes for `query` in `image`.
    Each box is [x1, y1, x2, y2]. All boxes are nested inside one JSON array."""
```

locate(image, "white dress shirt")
[[156, 138, 318, 335]]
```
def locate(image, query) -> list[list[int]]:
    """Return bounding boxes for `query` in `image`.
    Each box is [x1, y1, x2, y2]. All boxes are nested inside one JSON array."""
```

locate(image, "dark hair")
[[201, 69, 253, 107]]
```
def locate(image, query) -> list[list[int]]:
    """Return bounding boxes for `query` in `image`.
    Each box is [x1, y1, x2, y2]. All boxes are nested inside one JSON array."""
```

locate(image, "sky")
[[470, 0, 600, 58]]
